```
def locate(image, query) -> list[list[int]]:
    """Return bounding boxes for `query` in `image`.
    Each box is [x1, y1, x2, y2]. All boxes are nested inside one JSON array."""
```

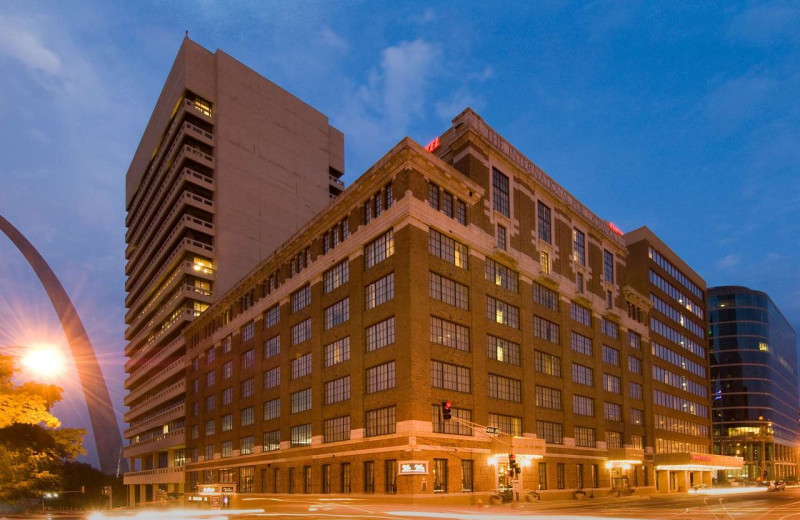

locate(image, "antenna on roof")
[[185, 30, 189, 39]]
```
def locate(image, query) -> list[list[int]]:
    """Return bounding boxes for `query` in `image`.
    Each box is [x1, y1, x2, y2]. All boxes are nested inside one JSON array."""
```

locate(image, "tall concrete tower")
[[123, 37, 344, 505]]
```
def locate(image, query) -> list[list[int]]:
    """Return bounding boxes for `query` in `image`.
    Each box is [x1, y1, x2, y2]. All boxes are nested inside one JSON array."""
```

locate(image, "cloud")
[[0, 17, 61, 75], [435, 87, 480, 121], [381, 39, 442, 129], [716, 254, 741, 270], [727, 2, 800, 47]]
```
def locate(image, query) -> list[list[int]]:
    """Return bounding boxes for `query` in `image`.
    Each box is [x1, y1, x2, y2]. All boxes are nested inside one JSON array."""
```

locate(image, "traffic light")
[[764, 470, 769, 480], [442, 401, 452, 420], [509, 453, 516, 470]]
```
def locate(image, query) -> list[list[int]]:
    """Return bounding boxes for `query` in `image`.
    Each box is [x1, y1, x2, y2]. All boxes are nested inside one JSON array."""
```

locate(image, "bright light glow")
[[690, 486, 767, 496], [20, 345, 65, 378], [388, 512, 651, 520]]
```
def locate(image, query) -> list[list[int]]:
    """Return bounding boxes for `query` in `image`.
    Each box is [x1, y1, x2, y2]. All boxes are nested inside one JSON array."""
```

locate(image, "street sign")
[[485, 426, 500, 434]]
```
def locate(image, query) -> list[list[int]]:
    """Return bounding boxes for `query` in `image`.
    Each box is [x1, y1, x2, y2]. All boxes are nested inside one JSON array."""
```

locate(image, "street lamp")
[[19, 344, 66, 379]]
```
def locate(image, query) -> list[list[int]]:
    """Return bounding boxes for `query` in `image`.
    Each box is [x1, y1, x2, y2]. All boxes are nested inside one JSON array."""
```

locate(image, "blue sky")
[[1, 1, 798, 467]]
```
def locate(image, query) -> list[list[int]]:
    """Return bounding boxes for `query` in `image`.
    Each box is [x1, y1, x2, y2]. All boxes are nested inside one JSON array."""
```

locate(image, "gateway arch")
[[0, 214, 124, 475]]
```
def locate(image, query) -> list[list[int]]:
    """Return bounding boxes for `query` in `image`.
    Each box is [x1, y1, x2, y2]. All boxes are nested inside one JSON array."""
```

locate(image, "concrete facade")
[[180, 109, 738, 505], [123, 37, 343, 505]]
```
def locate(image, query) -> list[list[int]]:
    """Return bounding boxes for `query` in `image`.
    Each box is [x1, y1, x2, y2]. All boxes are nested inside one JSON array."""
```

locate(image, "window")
[[322, 465, 331, 494], [557, 463, 565, 489], [496, 224, 507, 250], [604, 373, 622, 394], [533, 282, 559, 310], [325, 336, 350, 366], [240, 436, 254, 455], [323, 259, 349, 293], [242, 321, 255, 342], [291, 285, 311, 313], [340, 463, 351, 493], [365, 406, 396, 437], [631, 408, 644, 426], [264, 305, 280, 328], [537, 201, 552, 243], [571, 302, 592, 326], [325, 376, 350, 404], [573, 394, 594, 416], [192, 356, 199, 372], [540, 250, 550, 274], [221, 335, 232, 354], [487, 335, 520, 365], [263, 430, 280, 451], [324, 415, 351, 443], [628, 356, 642, 374], [263, 398, 280, 420], [431, 360, 471, 392], [539, 463, 548, 490], [631, 434, 644, 449], [240, 465, 255, 492], [191, 424, 199, 440], [241, 378, 255, 399], [221, 413, 233, 431], [535, 385, 562, 410], [604, 402, 622, 421], [204, 444, 213, 461], [602, 345, 620, 366], [442, 191, 454, 217], [576, 272, 584, 293], [221, 440, 232, 458], [290, 424, 312, 447], [493, 168, 510, 217], [574, 426, 596, 447], [576, 464, 584, 490], [204, 419, 215, 436], [364, 229, 394, 268], [433, 458, 449, 493], [291, 318, 311, 346], [366, 317, 395, 352], [534, 316, 560, 343], [263, 366, 280, 390], [264, 335, 280, 359], [629, 382, 643, 400], [572, 363, 594, 386], [241, 348, 255, 370], [222, 387, 233, 405], [456, 200, 467, 225], [205, 347, 216, 364], [430, 272, 469, 309], [603, 249, 614, 283], [366, 273, 394, 309], [536, 420, 564, 444], [461, 460, 473, 492], [428, 182, 440, 209], [429, 229, 468, 269], [432, 404, 473, 436], [205, 394, 215, 411], [605, 431, 622, 449], [488, 374, 522, 402], [486, 296, 519, 328], [534, 350, 562, 377], [431, 316, 470, 352], [488, 413, 522, 436], [364, 461, 376, 493], [324, 298, 349, 330], [291, 388, 312, 413], [602, 318, 619, 339], [485, 258, 518, 292], [571, 332, 593, 356], [222, 361, 233, 379], [628, 330, 642, 350], [573, 228, 586, 265], [366, 361, 396, 393], [291, 353, 312, 379]]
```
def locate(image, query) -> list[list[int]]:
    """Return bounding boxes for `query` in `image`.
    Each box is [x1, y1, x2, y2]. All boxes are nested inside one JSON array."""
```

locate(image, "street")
[[12, 488, 800, 520]]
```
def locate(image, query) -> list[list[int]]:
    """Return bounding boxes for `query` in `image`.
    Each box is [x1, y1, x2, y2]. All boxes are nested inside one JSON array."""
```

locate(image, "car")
[[768, 480, 786, 491]]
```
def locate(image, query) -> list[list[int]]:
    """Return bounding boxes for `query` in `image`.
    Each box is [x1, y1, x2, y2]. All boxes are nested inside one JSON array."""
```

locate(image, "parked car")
[[768, 480, 786, 491]]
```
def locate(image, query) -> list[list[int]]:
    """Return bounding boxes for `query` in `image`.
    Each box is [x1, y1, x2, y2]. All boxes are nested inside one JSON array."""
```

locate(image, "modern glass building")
[[709, 286, 799, 483]]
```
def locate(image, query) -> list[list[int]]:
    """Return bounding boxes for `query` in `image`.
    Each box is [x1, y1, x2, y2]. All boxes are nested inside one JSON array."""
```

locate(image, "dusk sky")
[[1, 1, 798, 468]]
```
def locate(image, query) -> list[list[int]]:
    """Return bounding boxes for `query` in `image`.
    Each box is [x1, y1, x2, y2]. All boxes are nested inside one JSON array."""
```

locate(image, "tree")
[[0, 353, 86, 506]]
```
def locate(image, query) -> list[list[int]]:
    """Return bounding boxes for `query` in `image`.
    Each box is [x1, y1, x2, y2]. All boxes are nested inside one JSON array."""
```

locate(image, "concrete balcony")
[[124, 465, 185, 486], [124, 374, 184, 414], [124, 355, 186, 408], [125, 259, 214, 326], [125, 282, 211, 348], [125, 332, 188, 389], [123, 429, 185, 459], [125, 401, 185, 438], [125, 237, 213, 319]]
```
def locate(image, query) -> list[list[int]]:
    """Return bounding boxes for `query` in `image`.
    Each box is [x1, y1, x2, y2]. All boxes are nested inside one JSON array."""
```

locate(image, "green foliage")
[[0, 354, 86, 506]]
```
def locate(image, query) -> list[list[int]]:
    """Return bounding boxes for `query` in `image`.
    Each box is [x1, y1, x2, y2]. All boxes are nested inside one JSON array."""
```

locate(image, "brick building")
[[181, 108, 740, 503]]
